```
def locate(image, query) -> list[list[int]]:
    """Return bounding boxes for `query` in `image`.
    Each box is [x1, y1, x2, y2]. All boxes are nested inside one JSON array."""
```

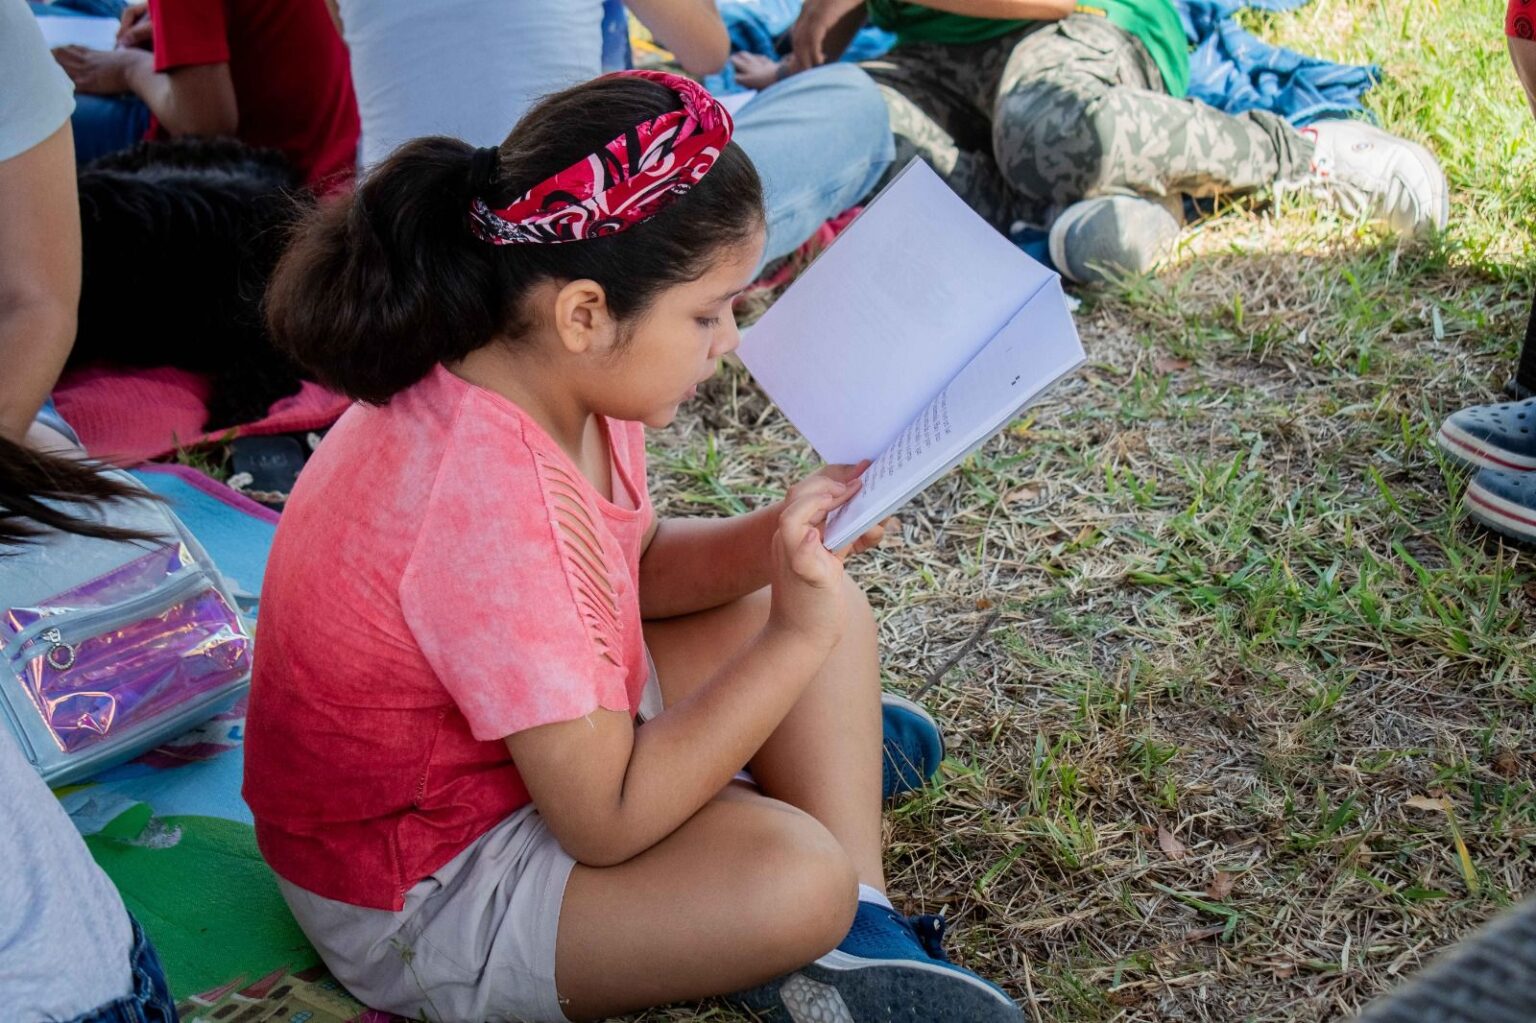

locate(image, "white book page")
[[36, 16, 119, 51], [737, 160, 1056, 465], [824, 278, 1084, 549]]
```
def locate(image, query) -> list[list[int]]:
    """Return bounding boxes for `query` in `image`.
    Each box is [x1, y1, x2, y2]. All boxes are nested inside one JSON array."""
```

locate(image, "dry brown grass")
[[626, 4, 1536, 1008]]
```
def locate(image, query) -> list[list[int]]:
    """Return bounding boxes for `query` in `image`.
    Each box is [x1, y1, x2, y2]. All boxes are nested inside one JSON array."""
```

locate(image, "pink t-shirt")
[[244, 365, 653, 910]]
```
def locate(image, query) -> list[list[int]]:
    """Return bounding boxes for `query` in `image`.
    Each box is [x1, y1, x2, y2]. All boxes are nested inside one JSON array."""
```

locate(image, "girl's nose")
[[714, 317, 742, 358]]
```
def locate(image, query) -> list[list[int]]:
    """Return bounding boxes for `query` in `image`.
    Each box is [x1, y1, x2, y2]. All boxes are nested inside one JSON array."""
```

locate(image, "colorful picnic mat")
[[55, 464, 335, 1006]]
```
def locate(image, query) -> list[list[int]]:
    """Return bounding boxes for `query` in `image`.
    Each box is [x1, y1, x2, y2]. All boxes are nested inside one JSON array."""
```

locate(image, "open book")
[[737, 160, 1086, 550], [36, 15, 121, 51]]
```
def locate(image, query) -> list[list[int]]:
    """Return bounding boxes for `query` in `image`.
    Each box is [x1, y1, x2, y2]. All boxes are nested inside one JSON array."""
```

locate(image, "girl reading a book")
[[243, 72, 1023, 1023]]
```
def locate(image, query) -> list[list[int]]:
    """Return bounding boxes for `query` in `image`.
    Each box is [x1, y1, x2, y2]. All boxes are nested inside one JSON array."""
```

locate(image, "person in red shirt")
[[52, 0, 358, 190]]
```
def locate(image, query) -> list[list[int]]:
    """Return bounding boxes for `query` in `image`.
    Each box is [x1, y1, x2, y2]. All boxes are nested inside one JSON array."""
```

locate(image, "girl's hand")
[[767, 475, 858, 648], [838, 515, 899, 558], [806, 461, 896, 559]]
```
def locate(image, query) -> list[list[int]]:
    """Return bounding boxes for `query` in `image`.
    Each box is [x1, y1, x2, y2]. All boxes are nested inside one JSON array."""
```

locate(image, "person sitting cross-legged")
[[785, 0, 1449, 283]]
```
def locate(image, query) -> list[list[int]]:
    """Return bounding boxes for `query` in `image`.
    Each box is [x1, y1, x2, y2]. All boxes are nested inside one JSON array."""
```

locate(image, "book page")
[[824, 277, 1084, 549], [737, 160, 1058, 465], [36, 16, 120, 51]]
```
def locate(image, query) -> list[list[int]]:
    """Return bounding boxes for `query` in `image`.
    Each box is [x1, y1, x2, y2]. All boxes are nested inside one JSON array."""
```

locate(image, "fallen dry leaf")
[[1158, 825, 1188, 861], [1206, 870, 1236, 900], [1184, 924, 1228, 942], [1404, 795, 1451, 812], [1155, 356, 1192, 374]]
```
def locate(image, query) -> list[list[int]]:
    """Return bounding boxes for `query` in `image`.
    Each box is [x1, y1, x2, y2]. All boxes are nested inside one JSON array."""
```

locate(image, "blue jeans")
[[68, 915, 179, 1023], [30, 0, 150, 165], [733, 63, 895, 267]]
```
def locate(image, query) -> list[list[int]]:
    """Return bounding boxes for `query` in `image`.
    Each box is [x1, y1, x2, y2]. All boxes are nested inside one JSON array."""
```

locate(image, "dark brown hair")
[[0, 435, 163, 548], [266, 75, 765, 405]]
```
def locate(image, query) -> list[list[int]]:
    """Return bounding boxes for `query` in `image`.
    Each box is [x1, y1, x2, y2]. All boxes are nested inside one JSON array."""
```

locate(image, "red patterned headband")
[[468, 70, 734, 245]]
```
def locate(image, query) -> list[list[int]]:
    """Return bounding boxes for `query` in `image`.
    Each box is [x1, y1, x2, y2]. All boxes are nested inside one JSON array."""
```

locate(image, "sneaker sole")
[[1465, 478, 1536, 546], [742, 952, 1021, 1023], [1436, 420, 1536, 473]]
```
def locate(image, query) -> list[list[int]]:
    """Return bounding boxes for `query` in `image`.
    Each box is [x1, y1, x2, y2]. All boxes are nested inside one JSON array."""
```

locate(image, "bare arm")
[[639, 463, 885, 620], [505, 481, 852, 866], [53, 47, 238, 137], [790, 0, 868, 67], [791, 0, 1072, 71], [639, 509, 780, 619], [625, 0, 731, 75], [127, 59, 239, 137], [907, 0, 1074, 17], [0, 124, 80, 442]]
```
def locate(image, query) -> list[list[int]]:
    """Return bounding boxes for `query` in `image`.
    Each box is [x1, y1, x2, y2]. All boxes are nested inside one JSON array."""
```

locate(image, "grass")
[[634, 1, 1536, 1019]]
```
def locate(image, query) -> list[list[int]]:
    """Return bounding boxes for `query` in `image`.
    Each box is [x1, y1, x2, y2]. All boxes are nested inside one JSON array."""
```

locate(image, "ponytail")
[[0, 434, 163, 548], [265, 137, 507, 405], [266, 76, 765, 406]]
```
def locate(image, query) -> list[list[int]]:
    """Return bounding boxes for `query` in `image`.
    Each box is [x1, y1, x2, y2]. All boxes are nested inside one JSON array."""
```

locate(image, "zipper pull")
[[42, 627, 77, 671]]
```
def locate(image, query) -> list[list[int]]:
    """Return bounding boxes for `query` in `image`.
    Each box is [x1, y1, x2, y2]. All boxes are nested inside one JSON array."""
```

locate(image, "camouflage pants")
[[861, 13, 1314, 229]]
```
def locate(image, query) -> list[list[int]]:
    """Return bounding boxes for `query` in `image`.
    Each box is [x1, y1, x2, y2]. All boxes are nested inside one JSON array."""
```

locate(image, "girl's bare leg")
[[555, 787, 858, 1020], [646, 576, 886, 888], [553, 576, 886, 1019]]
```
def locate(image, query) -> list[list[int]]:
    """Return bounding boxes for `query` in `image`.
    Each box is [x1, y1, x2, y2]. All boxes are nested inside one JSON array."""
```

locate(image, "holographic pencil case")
[[1, 473, 251, 786]]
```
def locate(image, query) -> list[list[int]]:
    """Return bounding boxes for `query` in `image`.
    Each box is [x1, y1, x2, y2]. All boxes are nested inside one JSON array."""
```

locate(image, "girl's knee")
[[734, 801, 858, 960]]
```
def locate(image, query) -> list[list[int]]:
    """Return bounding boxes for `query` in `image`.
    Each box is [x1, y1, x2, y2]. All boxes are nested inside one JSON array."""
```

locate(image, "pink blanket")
[[52, 366, 351, 465]]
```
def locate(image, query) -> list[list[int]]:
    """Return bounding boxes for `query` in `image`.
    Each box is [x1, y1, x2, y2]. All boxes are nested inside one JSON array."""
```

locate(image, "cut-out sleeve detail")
[[398, 425, 638, 742], [535, 456, 625, 669]]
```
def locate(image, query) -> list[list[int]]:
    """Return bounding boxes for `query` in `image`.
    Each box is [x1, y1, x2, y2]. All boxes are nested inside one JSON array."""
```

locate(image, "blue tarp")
[[704, 0, 896, 94], [1173, 0, 1379, 124]]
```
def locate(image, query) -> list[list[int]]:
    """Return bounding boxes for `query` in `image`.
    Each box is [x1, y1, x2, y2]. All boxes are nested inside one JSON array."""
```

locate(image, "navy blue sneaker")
[[1437, 399, 1536, 473], [1464, 468, 1536, 545], [881, 692, 943, 804], [731, 902, 1023, 1022]]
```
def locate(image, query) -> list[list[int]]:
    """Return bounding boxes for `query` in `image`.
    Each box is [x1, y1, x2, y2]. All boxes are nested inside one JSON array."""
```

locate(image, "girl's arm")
[[625, 0, 731, 76], [505, 479, 852, 867], [638, 509, 778, 619], [638, 462, 880, 619]]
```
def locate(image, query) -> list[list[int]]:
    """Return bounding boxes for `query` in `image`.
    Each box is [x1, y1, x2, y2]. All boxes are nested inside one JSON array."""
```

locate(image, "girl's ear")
[[552, 278, 618, 356]]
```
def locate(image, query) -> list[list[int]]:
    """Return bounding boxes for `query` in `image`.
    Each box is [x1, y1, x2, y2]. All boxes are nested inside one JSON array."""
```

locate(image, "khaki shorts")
[[276, 664, 751, 1022], [278, 802, 577, 1023]]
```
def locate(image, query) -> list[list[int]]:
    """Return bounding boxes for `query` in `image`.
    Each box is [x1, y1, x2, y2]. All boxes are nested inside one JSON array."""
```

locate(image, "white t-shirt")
[[337, 0, 604, 170], [0, 0, 75, 162], [0, 724, 135, 1019]]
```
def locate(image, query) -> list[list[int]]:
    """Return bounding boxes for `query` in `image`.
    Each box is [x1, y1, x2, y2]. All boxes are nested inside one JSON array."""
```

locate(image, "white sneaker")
[[1300, 119, 1449, 237]]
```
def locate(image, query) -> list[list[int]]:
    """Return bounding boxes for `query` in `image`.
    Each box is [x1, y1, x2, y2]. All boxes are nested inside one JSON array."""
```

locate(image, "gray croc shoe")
[[1436, 398, 1536, 472], [1464, 469, 1536, 545], [1047, 194, 1184, 285]]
